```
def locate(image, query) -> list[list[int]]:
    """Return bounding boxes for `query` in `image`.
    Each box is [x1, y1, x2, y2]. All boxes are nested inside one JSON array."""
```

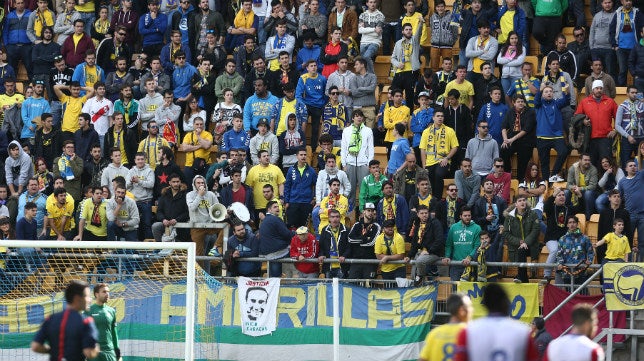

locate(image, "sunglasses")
[[494, 165, 504, 168], [149, 125, 159, 129], [448, 188, 458, 192], [177, 56, 186, 60], [117, 32, 126, 36], [479, 125, 488, 129], [574, 33, 584, 37], [330, 92, 339, 95]]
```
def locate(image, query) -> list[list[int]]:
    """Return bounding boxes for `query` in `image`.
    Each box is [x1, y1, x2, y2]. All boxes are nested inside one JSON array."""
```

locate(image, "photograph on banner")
[[456, 282, 539, 322], [603, 263, 644, 311], [237, 277, 281, 336]]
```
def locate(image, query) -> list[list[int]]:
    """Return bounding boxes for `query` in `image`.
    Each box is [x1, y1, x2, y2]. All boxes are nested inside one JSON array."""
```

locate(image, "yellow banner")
[[603, 263, 644, 311], [456, 282, 539, 323]]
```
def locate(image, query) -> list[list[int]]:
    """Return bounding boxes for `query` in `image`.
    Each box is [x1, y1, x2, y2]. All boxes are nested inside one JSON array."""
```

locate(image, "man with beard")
[[345, 202, 381, 279], [393, 153, 428, 205], [404, 205, 444, 286], [31, 26, 60, 86], [227, 222, 261, 277], [74, 186, 107, 241], [45, 187, 75, 240], [74, 113, 100, 162], [96, 26, 131, 74], [105, 57, 134, 102], [137, 120, 169, 170], [154, 146, 184, 198], [152, 173, 189, 242], [82, 144, 109, 189], [34, 113, 59, 168]]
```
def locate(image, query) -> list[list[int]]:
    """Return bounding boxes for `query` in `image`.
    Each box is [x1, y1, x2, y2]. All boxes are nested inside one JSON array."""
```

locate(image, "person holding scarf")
[[225, 0, 258, 53], [52, 140, 84, 202], [265, 20, 295, 72]]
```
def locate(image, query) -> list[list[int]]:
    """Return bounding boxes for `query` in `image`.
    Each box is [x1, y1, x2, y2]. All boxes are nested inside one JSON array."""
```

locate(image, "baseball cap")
[[418, 91, 430, 99], [364, 202, 376, 210], [257, 118, 269, 127], [383, 219, 396, 228], [296, 226, 308, 235]]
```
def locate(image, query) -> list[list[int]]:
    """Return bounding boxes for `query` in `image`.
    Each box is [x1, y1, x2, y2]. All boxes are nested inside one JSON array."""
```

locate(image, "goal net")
[[0, 240, 224, 361]]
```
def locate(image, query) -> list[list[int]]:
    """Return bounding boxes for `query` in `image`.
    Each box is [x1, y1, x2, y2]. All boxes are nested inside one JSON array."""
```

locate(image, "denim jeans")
[[501, 77, 519, 96], [595, 192, 610, 214], [565, 189, 596, 219], [107, 221, 139, 242], [458, 48, 468, 67], [78, 11, 95, 36], [635, 77, 644, 94], [543, 240, 559, 278], [616, 48, 632, 86], [620, 137, 644, 169], [257, 16, 267, 47], [360, 43, 380, 61], [137, 200, 153, 240], [50, 101, 62, 128]]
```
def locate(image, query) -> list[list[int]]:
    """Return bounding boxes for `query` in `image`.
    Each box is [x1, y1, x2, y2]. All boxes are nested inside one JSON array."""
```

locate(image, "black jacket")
[[501, 107, 537, 147], [73, 125, 100, 162], [82, 157, 109, 188], [406, 217, 444, 257], [319, 223, 350, 274], [103, 125, 137, 166], [156, 185, 190, 241], [472, 194, 507, 232], [345, 220, 381, 259], [267, 66, 300, 98], [96, 39, 132, 74], [444, 103, 474, 149], [32, 41, 61, 76], [154, 161, 185, 198], [34, 127, 60, 168], [435, 197, 466, 232]]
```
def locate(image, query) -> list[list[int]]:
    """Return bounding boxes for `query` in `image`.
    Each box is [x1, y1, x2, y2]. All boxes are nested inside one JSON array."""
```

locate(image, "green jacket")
[[445, 220, 481, 261], [503, 206, 541, 260], [214, 72, 245, 104], [358, 174, 387, 211], [531, 0, 568, 17]]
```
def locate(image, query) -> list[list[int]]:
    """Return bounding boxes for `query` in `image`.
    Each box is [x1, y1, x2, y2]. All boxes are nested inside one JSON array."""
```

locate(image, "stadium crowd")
[[0, 0, 643, 285]]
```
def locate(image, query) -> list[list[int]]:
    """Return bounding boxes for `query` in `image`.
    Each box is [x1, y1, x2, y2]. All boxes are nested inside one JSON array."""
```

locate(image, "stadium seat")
[[510, 179, 519, 201], [615, 87, 628, 105], [17, 62, 28, 82], [374, 146, 388, 170], [379, 85, 390, 107], [374, 56, 392, 85], [529, 36, 540, 56], [576, 213, 587, 234], [587, 214, 599, 243], [524, 56, 540, 76]]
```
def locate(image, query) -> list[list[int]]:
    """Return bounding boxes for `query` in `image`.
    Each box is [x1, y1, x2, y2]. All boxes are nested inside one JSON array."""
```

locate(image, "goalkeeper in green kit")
[[86, 283, 121, 361]]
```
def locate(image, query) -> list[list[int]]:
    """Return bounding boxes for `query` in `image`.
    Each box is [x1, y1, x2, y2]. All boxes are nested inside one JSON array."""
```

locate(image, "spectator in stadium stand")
[[5, 140, 35, 199], [590, 0, 617, 81], [82, 144, 107, 190], [178, 116, 213, 185], [113, 84, 139, 132], [356, 0, 383, 61], [532, 0, 565, 55], [315, 133, 341, 170], [546, 34, 578, 82], [259, 200, 296, 277], [290, 227, 320, 278], [503, 194, 540, 283], [153, 146, 182, 197], [377, 181, 409, 233], [219, 165, 254, 208], [405, 172, 433, 220], [245, 78, 280, 136], [82, 82, 113, 151], [443, 90, 472, 174], [138, 78, 164, 137], [610, 0, 638, 86], [214, 60, 244, 106], [224, 0, 257, 53], [21, 80, 50, 144], [221, 114, 251, 153], [472, 178, 506, 241], [494, 0, 527, 47], [154, 89, 181, 132], [373, 219, 406, 282], [478, 87, 508, 148], [387, 123, 411, 176], [0, 185, 10, 220], [31, 26, 60, 86], [271, 83, 307, 137], [443, 65, 475, 109], [542, 58, 577, 131], [139, 57, 171, 95], [246, 148, 285, 215], [631, 25, 644, 90], [545, 304, 604, 361], [73, 113, 99, 163], [243, 55, 268, 99], [575, 80, 618, 168], [485, 158, 512, 204], [264, 0, 298, 38], [430, 59, 454, 105], [455, 283, 539, 361], [442, 206, 481, 281], [358, 159, 386, 213], [409, 91, 432, 159], [235, 36, 261, 78], [618, 160, 644, 260], [74, 186, 107, 241], [54, 0, 81, 46], [382, 88, 409, 152], [506, 62, 540, 108], [17, 178, 47, 233], [454, 158, 480, 207], [44, 185, 75, 240], [541, 186, 571, 282], [226, 222, 262, 277], [465, 120, 498, 178], [327, 0, 358, 41], [34, 113, 60, 168], [0, 48, 16, 95], [138, 0, 167, 58], [111, 0, 139, 49], [278, 113, 306, 172], [420, 109, 459, 199], [103, 112, 136, 167], [313, 154, 350, 224], [265, 20, 296, 73], [161, 30, 192, 76], [298, 0, 326, 43], [137, 120, 169, 170], [152, 173, 189, 242], [4, 0, 33, 80], [100, 148, 129, 195], [390, 20, 423, 110], [585, 59, 616, 100], [349, 57, 376, 126], [322, 85, 349, 146], [317, 177, 349, 232], [190, 0, 225, 58], [344, 202, 380, 279], [171, 50, 197, 116], [465, 20, 498, 77], [597, 189, 632, 263], [500, 94, 536, 181], [249, 119, 279, 165], [296, 32, 323, 75], [496, 32, 527, 96], [96, 26, 131, 75], [534, 83, 570, 182], [317, 208, 348, 277], [404, 204, 443, 286], [595, 156, 624, 213], [568, 26, 592, 84], [435, 182, 465, 235], [428, 1, 458, 72], [105, 58, 134, 103], [326, 56, 356, 119], [186, 175, 220, 267], [321, 27, 349, 80], [518, 161, 547, 221], [555, 215, 595, 291], [72, 51, 106, 98], [106, 184, 140, 244], [62, 20, 95, 68], [472, 62, 504, 119], [52, 140, 84, 202]]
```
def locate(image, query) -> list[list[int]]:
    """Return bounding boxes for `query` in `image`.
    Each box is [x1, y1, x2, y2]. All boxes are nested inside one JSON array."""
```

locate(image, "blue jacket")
[[219, 183, 255, 220], [172, 64, 197, 99], [477, 101, 509, 145], [160, 43, 192, 76], [17, 191, 47, 229], [259, 213, 295, 255], [271, 97, 308, 131], [243, 92, 279, 131], [72, 63, 106, 96], [221, 128, 250, 152], [138, 12, 168, 46], [3, 9, 31, 45], [296, 73, 327, 108], [21, 97, 51, 139], [284, 164, 316, 204], [496, 6, 528, 45], [410, 107, 434, 147], [227, 232, 261, 275], [376, 195, 410, 234], [296, 45, 324, 74], [534, 91, 570, 138]]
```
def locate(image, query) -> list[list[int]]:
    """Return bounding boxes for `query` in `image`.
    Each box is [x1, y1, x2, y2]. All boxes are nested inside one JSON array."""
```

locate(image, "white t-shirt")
[[81, 97, 114, 136]]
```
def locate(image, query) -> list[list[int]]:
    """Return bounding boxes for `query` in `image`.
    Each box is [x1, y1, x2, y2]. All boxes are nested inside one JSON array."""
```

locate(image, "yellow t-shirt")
[[46, 193, 76, 236], [418, 322, 467, 361], [113, 129, 128, 165], [79, 198, 107, 237], [0, 92, 25, 127], [59, 94, 87, 132], [138, 137, 170, 170], [318, 194, 349, 232], [443, 80, 475, 107], [374, 232, 406, 273], [84, 66, 98, 89], [246, 164, 286, 209], [383, 104, 410, 142], [472, 37, 490, 73], [603, 232, 631, 260], [276, 99, 297, 136], [75, 1, 95, 12], [401, 12, 429, 47], [182, 130, 214, 167], [419, 124, 459, 167], [398, 41, 414, 73], [498, 10, 515, 44]]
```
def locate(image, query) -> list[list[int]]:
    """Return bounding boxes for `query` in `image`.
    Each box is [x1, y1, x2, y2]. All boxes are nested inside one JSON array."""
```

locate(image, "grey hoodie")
[[249, 131, 279, 165], [186, 175, 220, 223], [465, 135, 499, 176], [126, 164, 155, 201], [5, 140, 34, 187], [101, 162, 130, 194], [106, 195, 140, 232]]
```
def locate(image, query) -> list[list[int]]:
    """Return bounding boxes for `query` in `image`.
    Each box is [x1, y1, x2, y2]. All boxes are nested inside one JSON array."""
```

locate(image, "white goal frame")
[[1, 240, 197, 361]]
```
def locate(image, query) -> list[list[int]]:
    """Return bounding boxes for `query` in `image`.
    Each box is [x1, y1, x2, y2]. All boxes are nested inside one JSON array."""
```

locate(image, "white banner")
[[237, 277, 281, 336]]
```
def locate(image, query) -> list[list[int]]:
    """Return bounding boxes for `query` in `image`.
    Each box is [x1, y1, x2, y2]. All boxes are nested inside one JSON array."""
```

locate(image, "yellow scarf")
[[34, 10, 55, 38], [234, 9, 255, 29]]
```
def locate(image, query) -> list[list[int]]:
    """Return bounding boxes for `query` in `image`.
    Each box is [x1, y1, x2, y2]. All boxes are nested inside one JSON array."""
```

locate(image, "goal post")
[[0, 240, 202, 361]]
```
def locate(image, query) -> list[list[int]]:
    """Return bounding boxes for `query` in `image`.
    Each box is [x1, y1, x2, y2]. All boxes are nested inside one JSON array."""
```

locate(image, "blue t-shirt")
[[34, 308, 99, 361], [387, 138, 411, 175]]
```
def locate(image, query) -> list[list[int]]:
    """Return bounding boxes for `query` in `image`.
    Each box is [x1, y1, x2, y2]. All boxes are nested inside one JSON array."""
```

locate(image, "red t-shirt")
[[231, 186, 246, 204]]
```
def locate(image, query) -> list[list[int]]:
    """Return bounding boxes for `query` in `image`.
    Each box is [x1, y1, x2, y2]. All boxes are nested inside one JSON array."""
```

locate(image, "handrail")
[[543, 266, 603, 323]]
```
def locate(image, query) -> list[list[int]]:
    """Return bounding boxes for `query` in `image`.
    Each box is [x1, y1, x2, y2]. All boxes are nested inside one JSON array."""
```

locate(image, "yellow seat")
[[374, 56, 392, 85], [587, 214, 600, 243], [524, 56, 540, 76], [576, 213, 587, 234]]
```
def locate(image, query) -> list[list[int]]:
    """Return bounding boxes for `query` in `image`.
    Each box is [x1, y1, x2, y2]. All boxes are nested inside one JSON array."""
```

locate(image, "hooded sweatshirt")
[[186, 175, 220, 223], [249, 131, 279, 165], [5, 140, 34, 187], [106, 195, 140, 232], [126, 164, 155, 201], [100, 162, 129, 194], [465, 135, 499, 176]]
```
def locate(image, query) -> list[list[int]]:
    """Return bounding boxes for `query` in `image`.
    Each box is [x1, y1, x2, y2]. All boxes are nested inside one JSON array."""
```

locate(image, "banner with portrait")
[[238, 277, 281, 336]]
